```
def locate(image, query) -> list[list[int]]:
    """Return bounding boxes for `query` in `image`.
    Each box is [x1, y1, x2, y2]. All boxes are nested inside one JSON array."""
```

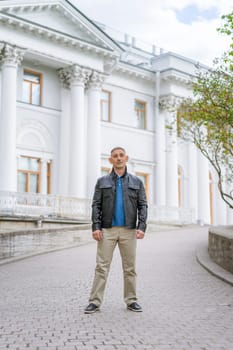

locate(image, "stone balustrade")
[[0, 191, 195, 224], [0, 191, 91, 220]]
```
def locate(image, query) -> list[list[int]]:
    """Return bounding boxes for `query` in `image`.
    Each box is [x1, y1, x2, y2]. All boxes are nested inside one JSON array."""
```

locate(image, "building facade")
[[0, 0, 232, 225]]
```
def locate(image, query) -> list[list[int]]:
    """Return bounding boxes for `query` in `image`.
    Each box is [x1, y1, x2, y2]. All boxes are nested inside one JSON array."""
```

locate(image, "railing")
[[0, 191, 91, 221], [148, 205, 195, 225], [94, 20, 165, 56], [0, 191, 195, 224], [57, 196, 91, 219]]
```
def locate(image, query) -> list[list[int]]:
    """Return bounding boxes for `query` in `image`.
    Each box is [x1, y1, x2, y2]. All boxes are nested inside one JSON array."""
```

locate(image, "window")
[[22, 69, 42, 105], [101, 90, 111, 121], [135, 100, 146, 129], [17, 156, 41, 193], [47, 162, 52, 194], [101, 167, 111, 176], [136, 172, 148, 199]]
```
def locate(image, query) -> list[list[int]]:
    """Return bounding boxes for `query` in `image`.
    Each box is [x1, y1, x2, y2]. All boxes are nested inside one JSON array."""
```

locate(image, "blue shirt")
[[112, 176, 125, 226]]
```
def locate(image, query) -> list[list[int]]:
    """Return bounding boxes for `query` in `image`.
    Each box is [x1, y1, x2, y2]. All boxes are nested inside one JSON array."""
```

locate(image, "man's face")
[[109, 149, 128, 170]]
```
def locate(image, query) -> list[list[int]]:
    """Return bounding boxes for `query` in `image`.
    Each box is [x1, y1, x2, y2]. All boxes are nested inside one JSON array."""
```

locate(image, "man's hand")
[[136, 230, 145, 239], [92, 230, 103, 241]]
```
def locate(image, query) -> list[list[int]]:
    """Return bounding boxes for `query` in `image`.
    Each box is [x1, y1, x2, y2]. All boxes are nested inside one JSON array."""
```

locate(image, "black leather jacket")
[[92, 169, 148, 232]]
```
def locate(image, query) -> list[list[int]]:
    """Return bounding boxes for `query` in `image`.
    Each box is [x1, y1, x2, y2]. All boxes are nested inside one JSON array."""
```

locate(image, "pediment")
[[0, 0, 123, 55]]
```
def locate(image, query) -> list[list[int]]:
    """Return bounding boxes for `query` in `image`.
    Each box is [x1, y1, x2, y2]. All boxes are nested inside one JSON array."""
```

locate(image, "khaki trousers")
[[89, 227, 137, 307]]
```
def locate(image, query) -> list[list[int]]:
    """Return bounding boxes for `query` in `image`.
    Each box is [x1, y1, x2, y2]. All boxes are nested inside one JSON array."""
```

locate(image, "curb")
[[196, 244, 233, 287]]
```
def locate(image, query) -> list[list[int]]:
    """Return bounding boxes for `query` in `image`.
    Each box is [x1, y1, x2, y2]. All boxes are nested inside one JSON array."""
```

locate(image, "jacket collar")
[[110, 167, 128, 180]]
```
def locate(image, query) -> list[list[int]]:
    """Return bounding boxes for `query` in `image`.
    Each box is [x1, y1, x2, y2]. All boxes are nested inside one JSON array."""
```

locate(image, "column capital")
[[71, 65, 91, 86], [159, 95, 183, 112], [0, 43, 25, 66], [58, 64, 91, 88], [88, 70, 108, 89], [58, 67, 70, 88]]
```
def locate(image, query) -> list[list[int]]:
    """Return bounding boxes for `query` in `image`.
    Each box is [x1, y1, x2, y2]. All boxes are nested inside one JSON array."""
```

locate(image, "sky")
[[71, 0, 233, 66]]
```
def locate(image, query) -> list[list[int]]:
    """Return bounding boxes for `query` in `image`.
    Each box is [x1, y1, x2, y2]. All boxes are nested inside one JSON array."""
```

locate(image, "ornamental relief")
[[58, 65, 91, 88], [58, 65, 107, 89], [159, 95, 184, 112], [88, 70, 107, 88], [57, 68, 70, 89], [0, 43, 25, 66], [17, 119, 54, 152], [69, 65, 92, 86]]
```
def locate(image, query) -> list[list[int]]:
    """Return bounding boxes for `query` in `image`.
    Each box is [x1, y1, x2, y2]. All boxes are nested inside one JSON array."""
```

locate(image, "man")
[[84, 147, 148, 314]]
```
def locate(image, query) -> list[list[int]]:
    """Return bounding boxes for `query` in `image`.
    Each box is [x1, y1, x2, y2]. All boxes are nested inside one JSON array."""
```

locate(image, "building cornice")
[[153, 50, 209, 70], [115, 61, 154, 81], [160, 68, 194, 86], [0, 0, 124, 52], [0, 10, 119, 60]]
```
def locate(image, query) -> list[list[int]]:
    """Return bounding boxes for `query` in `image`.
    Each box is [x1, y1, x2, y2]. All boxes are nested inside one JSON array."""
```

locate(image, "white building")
[[0, 0, 231, 225]]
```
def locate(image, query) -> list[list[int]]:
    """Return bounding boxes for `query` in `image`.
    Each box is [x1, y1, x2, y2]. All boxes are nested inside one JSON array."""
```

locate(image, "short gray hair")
[[110, 147, 126, 154]]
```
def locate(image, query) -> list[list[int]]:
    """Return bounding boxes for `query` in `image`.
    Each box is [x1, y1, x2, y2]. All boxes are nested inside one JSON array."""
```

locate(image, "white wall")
[[101, 122, 154, 162], [16, 102, 60, 193], [103, 78, 154, 132], [18, 64, 61, 110]]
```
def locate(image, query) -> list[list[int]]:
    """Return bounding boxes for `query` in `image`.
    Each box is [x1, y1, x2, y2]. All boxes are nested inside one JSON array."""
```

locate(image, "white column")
[[154, 72, 166, 206], [86, 71, 106, 198], [187, 143, 198, 222], [68, 65, 91, 198], [0, 44, 24, 191], [57, 69, 71, 196], [165, 111, 179, 207], [154, 112, 166, 206], [40, 159, 48, 195], [197, 150, 210, 224]]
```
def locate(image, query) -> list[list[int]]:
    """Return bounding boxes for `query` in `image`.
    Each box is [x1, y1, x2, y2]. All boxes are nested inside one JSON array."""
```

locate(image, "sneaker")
[[127, 302, 142, 312], [84, 303, 100, 314]]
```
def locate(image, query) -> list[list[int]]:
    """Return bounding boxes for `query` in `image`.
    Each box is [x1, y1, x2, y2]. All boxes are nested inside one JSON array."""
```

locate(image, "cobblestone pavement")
[[0, 226, 233, 350]]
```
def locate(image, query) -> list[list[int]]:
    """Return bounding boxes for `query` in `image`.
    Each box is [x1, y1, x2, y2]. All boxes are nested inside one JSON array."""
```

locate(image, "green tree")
[[218, 11, 233, 57], [175, 13, 233, 209]]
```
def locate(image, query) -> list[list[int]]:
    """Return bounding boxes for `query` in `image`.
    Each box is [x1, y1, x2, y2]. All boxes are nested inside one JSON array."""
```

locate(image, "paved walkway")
[[0, 226, 232, 350]]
